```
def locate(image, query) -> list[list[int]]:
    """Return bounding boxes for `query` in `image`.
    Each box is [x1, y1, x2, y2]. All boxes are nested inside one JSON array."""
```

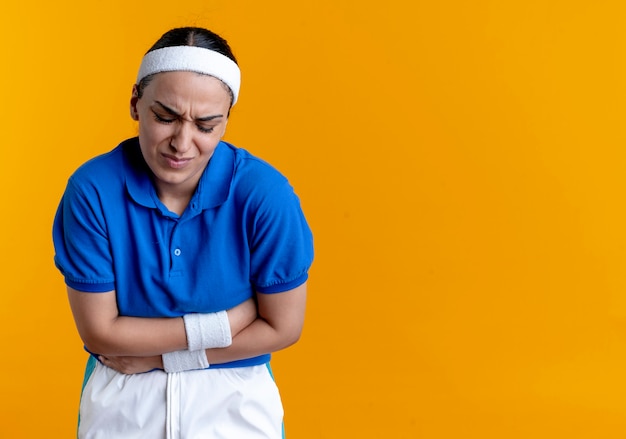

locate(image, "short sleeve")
[[248, 177, 314, 294], [52, 177, 116, 292]]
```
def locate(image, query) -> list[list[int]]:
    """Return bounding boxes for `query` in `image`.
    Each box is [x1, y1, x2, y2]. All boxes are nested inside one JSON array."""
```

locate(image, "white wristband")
[[162, 349, 209, 373], [183, 311, 232, 351]]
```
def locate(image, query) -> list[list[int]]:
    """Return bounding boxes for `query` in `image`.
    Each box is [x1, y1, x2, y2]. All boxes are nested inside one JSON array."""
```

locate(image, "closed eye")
[[197, 125, 215, 133], [151, 101, 223, 134], [152, 111, 175, 124]]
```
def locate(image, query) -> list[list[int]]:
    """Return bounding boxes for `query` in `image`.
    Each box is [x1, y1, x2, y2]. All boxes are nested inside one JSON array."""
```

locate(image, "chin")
[[159, 174, 191, 186]]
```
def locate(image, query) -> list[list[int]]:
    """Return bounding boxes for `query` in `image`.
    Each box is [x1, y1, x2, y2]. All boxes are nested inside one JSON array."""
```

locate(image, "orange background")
[[2, 1, 626, 437]]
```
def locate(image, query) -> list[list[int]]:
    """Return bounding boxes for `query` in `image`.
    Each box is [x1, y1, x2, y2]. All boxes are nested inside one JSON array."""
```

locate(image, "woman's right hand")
[[227, 298, 257, 337]]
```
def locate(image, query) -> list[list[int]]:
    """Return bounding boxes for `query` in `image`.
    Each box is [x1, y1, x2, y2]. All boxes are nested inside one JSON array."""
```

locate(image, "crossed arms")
[[67, 283, 307, 374]]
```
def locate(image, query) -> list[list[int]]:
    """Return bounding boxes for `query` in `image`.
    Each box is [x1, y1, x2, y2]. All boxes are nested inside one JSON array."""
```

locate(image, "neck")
[[160, 194, 191, 216], [155, 182, 195, 216]]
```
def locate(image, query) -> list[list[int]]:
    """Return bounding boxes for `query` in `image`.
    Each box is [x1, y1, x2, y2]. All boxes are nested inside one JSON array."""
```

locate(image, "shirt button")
[[174, 248, 182, 256]]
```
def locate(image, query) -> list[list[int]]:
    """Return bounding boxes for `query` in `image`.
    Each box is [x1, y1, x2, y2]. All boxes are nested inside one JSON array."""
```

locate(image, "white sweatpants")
[[78, 358, 284, 439]]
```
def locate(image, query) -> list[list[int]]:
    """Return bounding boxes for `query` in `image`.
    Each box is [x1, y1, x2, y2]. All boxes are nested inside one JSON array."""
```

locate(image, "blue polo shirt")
[[53, 137, 314, 368]]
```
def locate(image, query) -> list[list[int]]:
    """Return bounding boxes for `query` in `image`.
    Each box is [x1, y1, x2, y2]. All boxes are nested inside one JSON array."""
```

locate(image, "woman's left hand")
[[99, 354, 163, 374]]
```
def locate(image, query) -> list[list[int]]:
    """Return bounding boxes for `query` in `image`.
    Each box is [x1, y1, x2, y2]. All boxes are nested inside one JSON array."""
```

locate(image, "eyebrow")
[[154, 101, 224, 122]]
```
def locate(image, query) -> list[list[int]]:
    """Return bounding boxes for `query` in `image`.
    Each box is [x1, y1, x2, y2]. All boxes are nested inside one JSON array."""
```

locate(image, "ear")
[[219, 119, 228, 138], [130, 84, 139, 121]]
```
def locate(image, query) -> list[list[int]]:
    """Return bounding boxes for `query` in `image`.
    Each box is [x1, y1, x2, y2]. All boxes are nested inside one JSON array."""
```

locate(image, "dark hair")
[[136, 27, 238, 105]]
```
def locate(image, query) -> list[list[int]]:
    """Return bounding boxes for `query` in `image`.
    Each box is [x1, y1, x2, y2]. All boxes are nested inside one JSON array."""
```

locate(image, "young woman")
[[53, 27, 314, 438]]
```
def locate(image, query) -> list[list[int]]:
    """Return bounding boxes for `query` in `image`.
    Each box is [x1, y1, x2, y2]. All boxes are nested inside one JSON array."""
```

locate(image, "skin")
[[131, 71, 230, 214], [68, 71, 307, 374]]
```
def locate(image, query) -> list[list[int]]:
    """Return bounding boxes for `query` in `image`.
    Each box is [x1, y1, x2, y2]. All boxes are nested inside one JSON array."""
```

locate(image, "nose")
[[170, 121, 193, 154]]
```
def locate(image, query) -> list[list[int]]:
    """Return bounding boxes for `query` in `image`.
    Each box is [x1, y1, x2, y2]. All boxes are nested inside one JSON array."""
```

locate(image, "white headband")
[[136, 46, 241, 105]]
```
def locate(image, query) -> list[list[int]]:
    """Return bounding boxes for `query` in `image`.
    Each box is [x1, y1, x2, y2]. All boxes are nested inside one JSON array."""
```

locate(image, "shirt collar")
[[123, 137, 235, 212]]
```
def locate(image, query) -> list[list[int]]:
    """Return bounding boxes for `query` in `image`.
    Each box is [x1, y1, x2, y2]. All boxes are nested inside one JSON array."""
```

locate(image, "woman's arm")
[[206, 282, 307, 365], [67, 287, 256, 357], [99, 283, 307, 374]]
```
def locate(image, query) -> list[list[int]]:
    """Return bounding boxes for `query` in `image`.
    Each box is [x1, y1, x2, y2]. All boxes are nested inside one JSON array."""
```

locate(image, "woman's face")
[[131, 71, 231, 197]]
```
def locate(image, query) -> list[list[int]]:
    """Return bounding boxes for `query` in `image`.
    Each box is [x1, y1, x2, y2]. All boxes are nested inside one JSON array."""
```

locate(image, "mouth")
[[162, 153, 193, 169]]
